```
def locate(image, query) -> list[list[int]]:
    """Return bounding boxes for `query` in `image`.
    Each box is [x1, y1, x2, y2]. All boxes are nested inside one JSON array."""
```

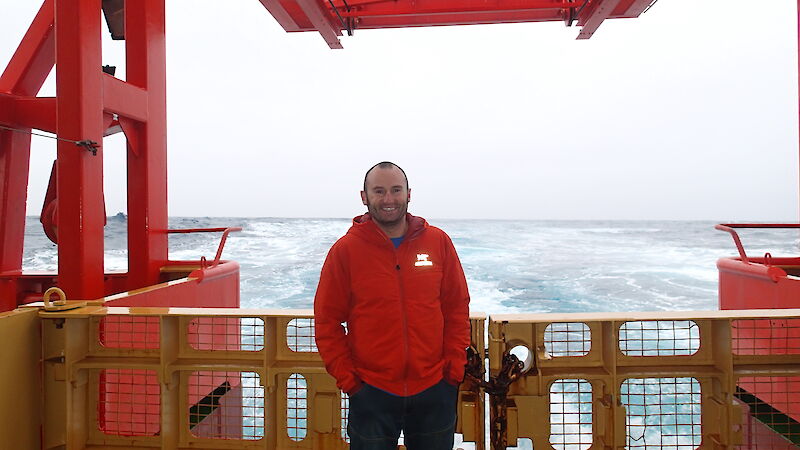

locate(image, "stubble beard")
[[367, 198, 407, 229]]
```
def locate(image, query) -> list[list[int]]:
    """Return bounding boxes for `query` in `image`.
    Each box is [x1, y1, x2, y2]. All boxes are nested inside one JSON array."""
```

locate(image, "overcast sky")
[[2, 0, 798, 220]]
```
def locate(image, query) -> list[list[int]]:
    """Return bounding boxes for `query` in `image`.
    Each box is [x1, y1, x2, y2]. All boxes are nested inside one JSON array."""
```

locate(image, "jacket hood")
[[349, 213, 427, 244]]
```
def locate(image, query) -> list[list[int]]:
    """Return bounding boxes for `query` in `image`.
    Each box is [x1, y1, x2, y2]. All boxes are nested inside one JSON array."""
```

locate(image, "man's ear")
[[361, 191, 368, 206], [407, 188, 411, 203]]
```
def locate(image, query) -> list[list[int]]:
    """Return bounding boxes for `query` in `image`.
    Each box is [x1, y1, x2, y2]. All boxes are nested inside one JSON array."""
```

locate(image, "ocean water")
[[22, 216, 800, 313]]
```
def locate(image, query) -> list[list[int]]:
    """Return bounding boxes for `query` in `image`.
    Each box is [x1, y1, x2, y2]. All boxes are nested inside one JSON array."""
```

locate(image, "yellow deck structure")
[[1, 306, 799, 449]]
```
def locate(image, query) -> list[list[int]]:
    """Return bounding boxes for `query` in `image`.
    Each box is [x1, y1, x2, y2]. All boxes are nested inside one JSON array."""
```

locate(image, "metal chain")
[[464, 346, 525, 449]]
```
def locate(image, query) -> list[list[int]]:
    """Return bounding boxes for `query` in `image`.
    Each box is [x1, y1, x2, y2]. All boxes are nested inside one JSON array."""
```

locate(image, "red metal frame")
[[54, 0, 106, 300], [716, 223, 800, 311], [124, 0, 170, 291], [0, 0, 55, 311], [715, 223, 800, 264], [0, 1, 239, 311], [716, 223, 800, 440], [260, 0, 654, 48]]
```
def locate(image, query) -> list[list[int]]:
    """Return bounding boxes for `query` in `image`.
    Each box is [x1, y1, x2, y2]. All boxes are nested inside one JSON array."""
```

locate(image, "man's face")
[[361, 166, 410, 228]]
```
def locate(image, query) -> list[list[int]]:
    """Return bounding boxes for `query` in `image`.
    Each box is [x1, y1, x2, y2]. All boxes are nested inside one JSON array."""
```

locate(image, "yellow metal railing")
[[14, 306, 800, 449], [35, 306, 485, 449], [489, 310, 800, 449]]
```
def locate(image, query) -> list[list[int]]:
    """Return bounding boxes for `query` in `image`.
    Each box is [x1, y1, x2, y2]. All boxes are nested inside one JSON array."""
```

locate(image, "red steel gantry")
[[0, 0, 169, 310], [262, 0, 655, 48], [0, 0, 240, 312]]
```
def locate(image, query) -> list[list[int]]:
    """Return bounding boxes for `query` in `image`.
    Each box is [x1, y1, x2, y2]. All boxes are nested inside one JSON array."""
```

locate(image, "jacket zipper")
[[392, 240, 410, 397]]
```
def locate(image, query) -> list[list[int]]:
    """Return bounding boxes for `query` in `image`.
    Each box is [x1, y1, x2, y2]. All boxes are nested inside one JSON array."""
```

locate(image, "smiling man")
[[314, 161, 471, 449]]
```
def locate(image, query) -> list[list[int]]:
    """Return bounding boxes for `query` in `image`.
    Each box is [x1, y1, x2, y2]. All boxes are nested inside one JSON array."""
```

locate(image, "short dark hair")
[[363, 161, 409, 192]]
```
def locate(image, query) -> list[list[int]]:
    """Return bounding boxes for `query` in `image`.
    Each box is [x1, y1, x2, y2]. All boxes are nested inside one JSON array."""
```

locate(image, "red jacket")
[[314, 213, 471, 396]]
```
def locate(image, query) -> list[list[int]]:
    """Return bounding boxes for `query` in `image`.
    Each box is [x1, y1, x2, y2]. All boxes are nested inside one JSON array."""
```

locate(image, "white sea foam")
[[104, 251, 128, 271], [20, 217, 786, 314]]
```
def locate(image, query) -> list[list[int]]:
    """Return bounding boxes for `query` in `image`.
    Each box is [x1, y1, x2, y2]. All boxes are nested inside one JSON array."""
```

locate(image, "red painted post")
[[54, 0, 106, 300], [0, 0, 55, 311], [0, 131, 32, 311], [124, 0, 169, 290]]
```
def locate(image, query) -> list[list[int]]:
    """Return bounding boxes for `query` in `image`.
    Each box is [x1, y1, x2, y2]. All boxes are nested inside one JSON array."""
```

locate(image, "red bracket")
[[167, 227, 243, 268]]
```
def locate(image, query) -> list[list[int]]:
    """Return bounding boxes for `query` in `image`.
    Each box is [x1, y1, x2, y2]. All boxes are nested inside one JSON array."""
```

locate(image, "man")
[[314, 161, 471, 449]]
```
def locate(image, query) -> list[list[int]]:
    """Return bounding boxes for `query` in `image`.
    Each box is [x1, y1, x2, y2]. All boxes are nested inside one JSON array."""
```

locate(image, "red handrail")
[[167, 227, 242, 268], [715, 223, 800, 264]]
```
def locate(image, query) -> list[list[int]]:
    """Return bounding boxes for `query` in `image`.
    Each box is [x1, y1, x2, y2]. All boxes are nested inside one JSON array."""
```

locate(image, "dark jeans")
[[347, 379, 458, 450]]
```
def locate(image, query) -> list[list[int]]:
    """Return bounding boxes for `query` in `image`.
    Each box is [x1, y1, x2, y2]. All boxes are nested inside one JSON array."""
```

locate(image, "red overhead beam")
[[622, 0, 654, 17], [332, 0, 577, 8], [296, 0, 344, 48], [339, 0, 578, 17], [259, 0, 655, 47], [354, 10, 566, 29], [577, 0, 621, 39], [258, 0, 301, 32]]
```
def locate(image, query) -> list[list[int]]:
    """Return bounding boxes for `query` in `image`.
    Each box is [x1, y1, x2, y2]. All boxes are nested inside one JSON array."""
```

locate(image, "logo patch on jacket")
[[414, 254, 433, 267]]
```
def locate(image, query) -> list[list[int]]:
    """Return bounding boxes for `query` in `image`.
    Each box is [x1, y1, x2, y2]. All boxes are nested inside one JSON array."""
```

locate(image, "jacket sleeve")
[[314, 242, 361, 394], [440, 233, 471, 385]]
